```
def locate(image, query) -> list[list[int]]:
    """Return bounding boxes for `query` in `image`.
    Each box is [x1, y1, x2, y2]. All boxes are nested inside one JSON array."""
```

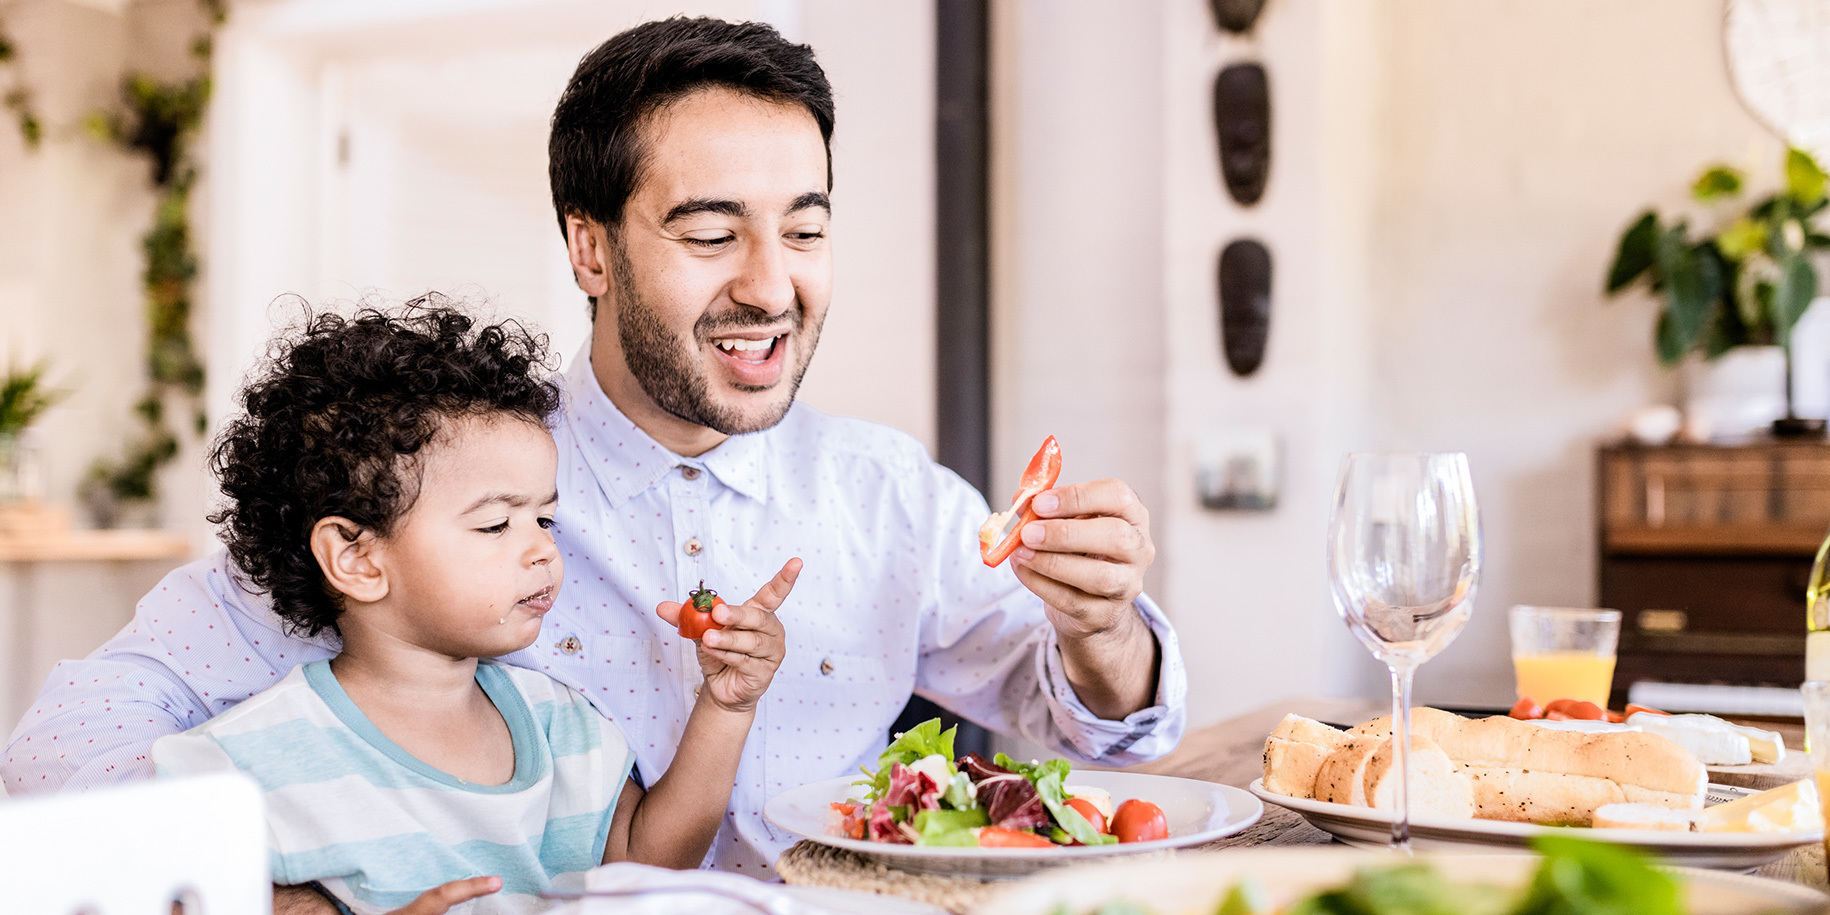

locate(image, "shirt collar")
[[561, 344, 770, 506]]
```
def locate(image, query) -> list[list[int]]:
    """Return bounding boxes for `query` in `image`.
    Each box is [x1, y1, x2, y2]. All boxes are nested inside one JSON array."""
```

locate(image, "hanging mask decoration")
[[1213, 63, 1271, 206], [1219, 239, 1273, 376], [1209, 0, 1269, 34]]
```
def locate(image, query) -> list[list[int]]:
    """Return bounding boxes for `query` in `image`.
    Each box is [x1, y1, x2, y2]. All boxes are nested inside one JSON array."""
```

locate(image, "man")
[[5, 12, 1183, 887]]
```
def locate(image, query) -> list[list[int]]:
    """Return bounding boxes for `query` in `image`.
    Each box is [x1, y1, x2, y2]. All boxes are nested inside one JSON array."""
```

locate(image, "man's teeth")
[[715, 337, 776, 352]]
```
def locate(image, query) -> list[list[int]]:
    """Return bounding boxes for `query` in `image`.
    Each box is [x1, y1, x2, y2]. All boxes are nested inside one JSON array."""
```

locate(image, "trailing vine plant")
[[0, 14, 43, 147], [79, 0, 226, 521]]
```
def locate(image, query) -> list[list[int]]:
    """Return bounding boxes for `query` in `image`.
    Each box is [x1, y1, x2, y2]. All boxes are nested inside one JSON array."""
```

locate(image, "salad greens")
[[858, 718, 958, 799], [1045, 835, 1685, 915], [844, 718, 1128, 848]]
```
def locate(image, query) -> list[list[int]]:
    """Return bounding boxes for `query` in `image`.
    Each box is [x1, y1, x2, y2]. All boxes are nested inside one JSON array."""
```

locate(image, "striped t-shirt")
[[153, 659, 633, 915]]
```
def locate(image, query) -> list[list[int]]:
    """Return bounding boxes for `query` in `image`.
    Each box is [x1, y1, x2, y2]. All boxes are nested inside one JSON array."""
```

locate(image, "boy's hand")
[[655, 558, 799, 713]]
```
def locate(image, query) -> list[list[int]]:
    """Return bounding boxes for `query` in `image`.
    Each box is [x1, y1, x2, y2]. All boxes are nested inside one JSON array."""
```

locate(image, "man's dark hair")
[[548, 16, 835, 237], [207, 296, 562, 639]]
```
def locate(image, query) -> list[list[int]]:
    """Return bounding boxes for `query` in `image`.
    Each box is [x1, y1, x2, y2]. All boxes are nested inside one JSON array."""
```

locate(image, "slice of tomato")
[[1543, 698, 1606, 721], [979, 436, 1064, 567], [1507, 697, 1543, 720], [1624, 703, 1669, 718], [1065, 797, 1107, 836], [977, 826, 1056, 848]]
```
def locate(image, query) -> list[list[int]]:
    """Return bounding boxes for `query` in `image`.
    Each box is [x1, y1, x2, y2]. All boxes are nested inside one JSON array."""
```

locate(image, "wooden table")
[[1119, 697, 1825, 889]]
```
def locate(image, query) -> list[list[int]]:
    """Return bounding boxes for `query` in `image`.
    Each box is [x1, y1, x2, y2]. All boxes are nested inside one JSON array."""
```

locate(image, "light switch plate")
[[1195, 429, 1280, 511]]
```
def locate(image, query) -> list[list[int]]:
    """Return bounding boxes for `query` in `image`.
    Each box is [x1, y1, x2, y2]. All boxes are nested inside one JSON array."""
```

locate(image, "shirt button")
[[684, 538, 703, 556], [681, 466, 701, 481], [820, 657, 835, 676]]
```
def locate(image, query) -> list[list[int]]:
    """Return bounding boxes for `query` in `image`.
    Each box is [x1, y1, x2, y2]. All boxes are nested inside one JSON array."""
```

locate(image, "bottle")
[[1808, 527, 1830, 681]]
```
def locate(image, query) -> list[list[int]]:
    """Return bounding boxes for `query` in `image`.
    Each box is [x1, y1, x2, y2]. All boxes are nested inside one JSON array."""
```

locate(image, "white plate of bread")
[[1253, 707, 1822, 870]]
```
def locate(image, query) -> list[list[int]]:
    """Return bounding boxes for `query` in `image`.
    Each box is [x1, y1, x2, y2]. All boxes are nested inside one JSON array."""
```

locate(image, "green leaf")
[[1213, 880, 1270, 915], [1605, 211, 1659, 293], [1334, 864, 1510, 915], [1651, 227, 1718, 364], [1692, 164, 1744, 201], [1514, 834, 1681, 915], [857, 719, 957, 801], [911, 807, 987, 846], [943, 771, 977, 810], [1788, 147, 1828, 206], [1715, 216, 1768, 262], [1774, 254, 1818, 348]]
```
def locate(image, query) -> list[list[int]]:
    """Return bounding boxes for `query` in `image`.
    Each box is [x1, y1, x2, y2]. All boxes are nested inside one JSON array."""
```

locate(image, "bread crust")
[[1267, 708, 1706, 826]]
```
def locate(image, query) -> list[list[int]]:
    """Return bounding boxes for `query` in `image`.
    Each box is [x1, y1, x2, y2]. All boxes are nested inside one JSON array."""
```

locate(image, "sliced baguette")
[[1363, 733, 1474, 818], [1261, 715, 1355, 799], [1262, 736, 1334, 799], [1354, 707, 1705, 800]]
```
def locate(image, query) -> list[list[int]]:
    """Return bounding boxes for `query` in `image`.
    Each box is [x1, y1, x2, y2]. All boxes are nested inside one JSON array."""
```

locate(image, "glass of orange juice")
[[1508, 606, 1621, 707]]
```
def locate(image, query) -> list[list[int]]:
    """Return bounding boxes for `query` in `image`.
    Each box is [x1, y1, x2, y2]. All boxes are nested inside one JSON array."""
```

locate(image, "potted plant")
[[1606, 148, 1830, 438], [0, 360, 67, 504]]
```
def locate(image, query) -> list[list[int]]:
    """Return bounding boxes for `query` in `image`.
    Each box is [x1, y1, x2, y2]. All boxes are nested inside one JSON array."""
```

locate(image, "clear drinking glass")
[[1508, 606, 1621, 708], [1327, 452, 1482, 850]]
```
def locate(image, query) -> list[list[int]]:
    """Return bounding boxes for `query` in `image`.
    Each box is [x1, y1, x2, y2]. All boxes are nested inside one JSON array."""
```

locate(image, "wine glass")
[[1327, 452, 1481, 850]]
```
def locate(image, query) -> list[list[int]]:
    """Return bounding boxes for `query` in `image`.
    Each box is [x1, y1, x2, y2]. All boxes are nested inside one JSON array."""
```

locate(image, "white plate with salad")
[[762, 720, 1263, 877], [973, 840, 1827, 915]]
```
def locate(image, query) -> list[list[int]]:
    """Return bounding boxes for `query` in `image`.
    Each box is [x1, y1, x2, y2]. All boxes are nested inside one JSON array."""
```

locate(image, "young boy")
[[153, 304, 798, 914]]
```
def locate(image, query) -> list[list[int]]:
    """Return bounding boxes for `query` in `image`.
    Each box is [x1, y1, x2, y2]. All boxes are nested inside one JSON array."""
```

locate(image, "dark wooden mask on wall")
[[1209, 0, 1268, 34], [1213, 63, 1271, 206], [1219, 239, 1273, 376]]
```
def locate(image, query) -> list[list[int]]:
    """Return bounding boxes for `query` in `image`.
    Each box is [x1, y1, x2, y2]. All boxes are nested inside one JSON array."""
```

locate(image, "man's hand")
[[655, 558, 798, 713], [1011, 479, 1154, 638], [1010, 479, 1160, 719]]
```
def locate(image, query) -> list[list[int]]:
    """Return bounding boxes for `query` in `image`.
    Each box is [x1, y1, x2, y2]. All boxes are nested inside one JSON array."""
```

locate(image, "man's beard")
[[610, 240, 822, 436]]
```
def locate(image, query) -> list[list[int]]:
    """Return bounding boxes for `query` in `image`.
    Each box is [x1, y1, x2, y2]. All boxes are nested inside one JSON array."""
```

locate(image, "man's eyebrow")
[[662, 198, 747, 225], [788, 192, 831, 216], [463, 490, 561, 514]]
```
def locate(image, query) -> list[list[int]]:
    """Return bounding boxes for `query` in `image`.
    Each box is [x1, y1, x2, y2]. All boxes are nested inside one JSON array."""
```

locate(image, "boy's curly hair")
[[208, 297, 563, 639]]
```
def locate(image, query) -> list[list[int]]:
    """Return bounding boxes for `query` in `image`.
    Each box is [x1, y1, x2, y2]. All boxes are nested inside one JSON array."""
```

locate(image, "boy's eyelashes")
[[473, 516, 558, 534]]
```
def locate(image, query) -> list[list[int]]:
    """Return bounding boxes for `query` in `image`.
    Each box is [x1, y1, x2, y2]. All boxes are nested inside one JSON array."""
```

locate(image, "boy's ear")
[[310, 516, 387, 604], [565, 215, 613, 300]]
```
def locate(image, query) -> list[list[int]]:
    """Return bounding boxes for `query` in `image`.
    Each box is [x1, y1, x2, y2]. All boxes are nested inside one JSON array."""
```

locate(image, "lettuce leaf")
[[1512, 834, 1680, 915], [943, 771, 977, 810], [912, 807, 989, 846], [992, 752, 1115, 845], [857, 719, 958, 801]]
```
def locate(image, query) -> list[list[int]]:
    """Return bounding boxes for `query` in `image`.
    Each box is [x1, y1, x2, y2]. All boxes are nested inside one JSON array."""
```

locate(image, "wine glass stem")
[[1388, 661, 1416, 853]]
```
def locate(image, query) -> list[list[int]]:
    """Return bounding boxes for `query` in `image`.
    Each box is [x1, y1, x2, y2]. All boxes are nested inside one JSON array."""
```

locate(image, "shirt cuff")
[[1038, 593, 1188, 764]]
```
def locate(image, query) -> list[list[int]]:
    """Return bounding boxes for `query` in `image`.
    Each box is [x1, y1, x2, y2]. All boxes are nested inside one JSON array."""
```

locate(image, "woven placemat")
[[774, 840, 1207, 914], [776, 841, 1003, 913]]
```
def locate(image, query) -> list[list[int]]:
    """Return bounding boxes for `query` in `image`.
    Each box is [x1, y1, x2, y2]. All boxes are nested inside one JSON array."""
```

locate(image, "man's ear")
[[565, 215, 613, 300], [310, 517, 388, 604]]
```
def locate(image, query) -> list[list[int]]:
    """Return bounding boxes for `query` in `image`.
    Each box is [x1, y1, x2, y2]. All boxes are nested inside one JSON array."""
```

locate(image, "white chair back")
[[0, 773, 270, 914]]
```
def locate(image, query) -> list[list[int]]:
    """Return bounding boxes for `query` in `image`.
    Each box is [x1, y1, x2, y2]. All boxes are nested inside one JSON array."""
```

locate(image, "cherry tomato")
[[677, 581, 725, 641], [977, 826, 1055, 848], [1109, 799, 1168, 844], [1542, 698, 1605, 721], [1624, 703, 1669, 718], [1065, 797, 1107, 835], [1508, 697, 1543, 720]]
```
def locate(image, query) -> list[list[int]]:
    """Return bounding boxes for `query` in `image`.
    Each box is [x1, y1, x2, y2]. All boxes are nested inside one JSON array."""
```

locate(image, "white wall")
[[209, 0, 936, 457], [1365, 1, 1779, 708], [999, 0, 1784, 729]]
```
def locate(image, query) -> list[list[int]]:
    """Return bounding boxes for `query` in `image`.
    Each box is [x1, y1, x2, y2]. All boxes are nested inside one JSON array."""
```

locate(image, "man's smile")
[[709, 332, 789, 384]]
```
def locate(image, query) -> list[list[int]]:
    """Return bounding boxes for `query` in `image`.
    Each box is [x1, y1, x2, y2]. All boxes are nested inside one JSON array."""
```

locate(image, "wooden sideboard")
[[1597, 441, 1830, 706]]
